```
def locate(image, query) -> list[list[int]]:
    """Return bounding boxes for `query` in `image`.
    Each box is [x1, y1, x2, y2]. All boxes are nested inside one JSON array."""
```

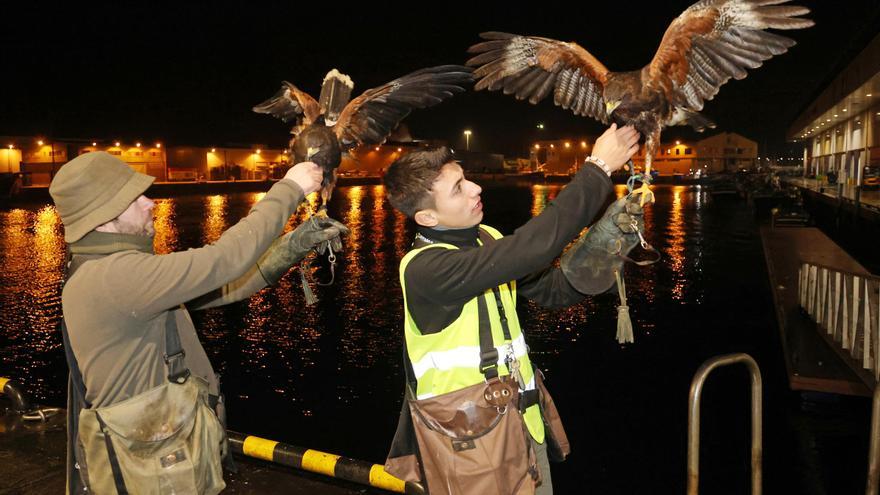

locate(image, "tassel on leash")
[[299, 264, 318, 306], [614, 269, 634, 344]]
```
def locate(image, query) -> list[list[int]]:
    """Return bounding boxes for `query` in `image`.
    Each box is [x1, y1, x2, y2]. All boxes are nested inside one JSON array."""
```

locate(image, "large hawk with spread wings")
[[254, 65, 473, 205], [466, 0, 813, 181]]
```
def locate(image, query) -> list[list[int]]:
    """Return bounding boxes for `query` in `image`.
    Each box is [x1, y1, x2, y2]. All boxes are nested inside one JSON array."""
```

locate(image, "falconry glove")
[[560, 196, 644, 295], [561, 193, 659, 343], [257, 215, 349, 285]]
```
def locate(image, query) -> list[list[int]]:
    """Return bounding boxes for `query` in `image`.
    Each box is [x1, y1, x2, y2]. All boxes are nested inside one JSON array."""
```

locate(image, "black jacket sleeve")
[[516, 266, 585, 309], [404, 164, 612, 307]]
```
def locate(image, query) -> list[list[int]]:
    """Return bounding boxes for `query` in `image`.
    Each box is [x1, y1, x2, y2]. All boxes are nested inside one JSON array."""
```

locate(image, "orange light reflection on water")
[[667, 186, 686, 301], [203, 195, 228, 243], [152, 198, 178, 254]]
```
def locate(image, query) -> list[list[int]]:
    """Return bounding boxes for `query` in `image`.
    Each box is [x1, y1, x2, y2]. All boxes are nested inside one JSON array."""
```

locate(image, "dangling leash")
[[612, 160, 660, 344], [297, 206, 340, 305]]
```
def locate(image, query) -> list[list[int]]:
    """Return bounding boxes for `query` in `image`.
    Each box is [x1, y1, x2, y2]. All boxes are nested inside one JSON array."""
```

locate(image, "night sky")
[[2, 1, 879, 157]]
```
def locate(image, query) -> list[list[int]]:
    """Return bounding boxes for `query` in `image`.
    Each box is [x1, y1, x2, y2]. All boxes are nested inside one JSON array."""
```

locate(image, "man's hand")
[[284, 162, 323, 195], [590, 124, 640, 173]]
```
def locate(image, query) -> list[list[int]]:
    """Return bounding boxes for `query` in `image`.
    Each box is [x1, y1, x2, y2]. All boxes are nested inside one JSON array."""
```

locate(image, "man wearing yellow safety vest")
[[383, 123, 642, 494]]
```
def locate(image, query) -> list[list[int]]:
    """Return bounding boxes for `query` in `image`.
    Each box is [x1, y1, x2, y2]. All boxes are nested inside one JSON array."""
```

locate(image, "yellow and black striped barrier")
[[0, 377, 32, 412], [227, 431, 425, 494]]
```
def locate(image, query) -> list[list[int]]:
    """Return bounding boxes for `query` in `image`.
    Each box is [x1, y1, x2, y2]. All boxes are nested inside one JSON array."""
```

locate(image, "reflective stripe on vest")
[[399, 224, 545, 442]]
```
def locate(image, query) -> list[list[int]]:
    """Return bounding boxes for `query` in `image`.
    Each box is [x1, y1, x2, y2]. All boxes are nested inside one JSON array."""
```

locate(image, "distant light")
[[580, 141, 587, 148], [211, 148, 216, 153], [37, 140, 44, 146], [92, 142, 97, 146], [136, 142, 141, 148], [550, 144, 554, 148], [7, 144, 13, 149], [155, 143, 161, 148], [867, 93, 873, 97], [255, 149, 261, 154], [536, 123, 544, 130], [834, 114, 838, 117], [675, 140, 681, 145], [843, 108, 847, 112], [463, 130, 472, 136], [826, 119, 830, 122], [375, 146, 380, 151], [397, 147, 402, 152], [564, 142, 570, 148], [114, 142, 120, 147], [282, 149, 287, 154]]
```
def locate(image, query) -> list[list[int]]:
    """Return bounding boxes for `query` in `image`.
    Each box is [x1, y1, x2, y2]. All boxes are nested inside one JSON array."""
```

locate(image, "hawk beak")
[[605, 100, 620, 115]]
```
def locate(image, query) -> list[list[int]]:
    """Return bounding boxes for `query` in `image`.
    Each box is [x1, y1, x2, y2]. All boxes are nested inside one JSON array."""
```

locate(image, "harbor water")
[[0, 183, 871, 494]]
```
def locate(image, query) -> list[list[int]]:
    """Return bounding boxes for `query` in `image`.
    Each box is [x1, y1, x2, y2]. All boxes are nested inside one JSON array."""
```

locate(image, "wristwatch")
[[585, 156, 612, 176]]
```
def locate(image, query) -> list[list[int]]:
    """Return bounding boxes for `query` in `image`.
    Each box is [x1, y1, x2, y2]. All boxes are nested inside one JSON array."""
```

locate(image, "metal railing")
[[798, 262, 879, 383], [687, 353, 763, 495]]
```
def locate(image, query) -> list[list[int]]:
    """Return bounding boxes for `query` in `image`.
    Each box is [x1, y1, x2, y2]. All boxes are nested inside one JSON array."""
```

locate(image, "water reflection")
[[203, 195, 228, 243], [0, 206, 65, 401], [152, 199, 178, 254], [668, 186, 686, 300]]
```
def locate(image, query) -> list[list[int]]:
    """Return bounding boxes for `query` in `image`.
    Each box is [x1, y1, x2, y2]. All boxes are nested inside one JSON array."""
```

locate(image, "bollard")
[[0, 377, 32, 412]]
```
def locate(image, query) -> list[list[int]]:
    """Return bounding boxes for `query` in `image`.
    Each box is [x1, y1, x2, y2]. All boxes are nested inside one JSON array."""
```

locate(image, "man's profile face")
[[418, 162, 483, 229], [113, 195, 156, 236]]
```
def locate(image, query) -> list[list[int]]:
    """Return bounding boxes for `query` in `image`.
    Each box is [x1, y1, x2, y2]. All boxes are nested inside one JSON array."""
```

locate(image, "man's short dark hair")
[[383, 146, 455, 217]]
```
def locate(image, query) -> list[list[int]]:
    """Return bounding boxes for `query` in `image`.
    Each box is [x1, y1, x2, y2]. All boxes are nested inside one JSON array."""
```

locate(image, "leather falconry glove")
[[560, 195, 644, 295], [257, 215, 350, 285]]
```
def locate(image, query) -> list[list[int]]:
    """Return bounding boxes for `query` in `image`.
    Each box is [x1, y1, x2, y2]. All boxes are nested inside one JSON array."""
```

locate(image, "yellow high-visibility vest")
[[400, 225, 545, 442]]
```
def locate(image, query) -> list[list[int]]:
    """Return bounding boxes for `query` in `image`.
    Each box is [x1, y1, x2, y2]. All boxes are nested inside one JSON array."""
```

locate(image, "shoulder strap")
[[477, 293, 499, 381], [163, 308, 191, 384]]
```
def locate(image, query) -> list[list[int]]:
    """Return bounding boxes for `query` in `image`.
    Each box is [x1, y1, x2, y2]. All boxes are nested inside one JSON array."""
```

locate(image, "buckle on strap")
[[479, 348, 499, 372], [163, 350, 186, 364]]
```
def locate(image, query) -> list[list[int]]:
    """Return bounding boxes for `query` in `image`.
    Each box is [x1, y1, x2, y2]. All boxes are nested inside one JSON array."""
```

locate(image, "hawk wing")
[[252, 81, 322, 136], [645, 0, 813, 112], [466, 32, 610, 123], [334, 65, 473, 148]]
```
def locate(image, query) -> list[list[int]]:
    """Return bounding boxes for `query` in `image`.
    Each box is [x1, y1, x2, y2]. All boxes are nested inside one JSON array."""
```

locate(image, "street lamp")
[[464, 130, 472, 151]]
